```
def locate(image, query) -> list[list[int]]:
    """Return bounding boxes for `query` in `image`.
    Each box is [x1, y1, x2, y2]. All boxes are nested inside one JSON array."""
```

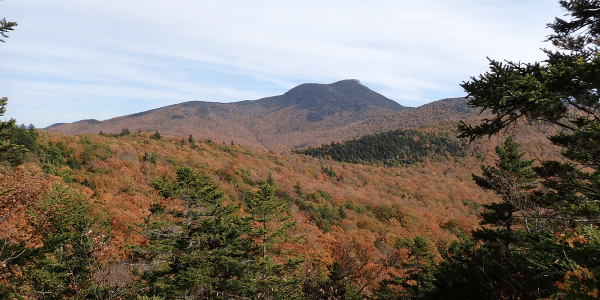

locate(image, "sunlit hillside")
[[0, 121, 564, 297]]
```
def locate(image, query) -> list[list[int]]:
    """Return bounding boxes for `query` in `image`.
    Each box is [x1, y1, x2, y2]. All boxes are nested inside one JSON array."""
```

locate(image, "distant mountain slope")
[[46, 80, 480, 150], [296, 127, 469, 166]]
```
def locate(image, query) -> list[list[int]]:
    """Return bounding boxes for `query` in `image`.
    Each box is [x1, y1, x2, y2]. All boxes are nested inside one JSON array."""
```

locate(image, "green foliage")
[[187, 134, 197, 149], [0, 15, 17, 43], [151, 131, 161, 140], [447, 1, 600, 298], [41, 164, 74, 183], [458, 1, 600, 225], [80, 138, 112, 166], [143, 152, 159, 164], [321, 166, 336, 178], [297, 128, 468, 166], [399, 237, 437, 299], [472, 137, 538, 244], [302, 262, 363, 300], [243, 182, 304, 298], [0, 97, 30, 166], [24, 183, 108, 299], [373, 204, 403, 223], [140, 167, 303, 299], [67, 157, 82, 169], [99, 128, 132, 138], [11, 124, 38, 152]]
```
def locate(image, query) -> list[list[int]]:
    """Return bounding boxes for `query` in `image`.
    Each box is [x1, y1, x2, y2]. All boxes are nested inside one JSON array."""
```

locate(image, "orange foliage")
[[0, 163, 59, 246]]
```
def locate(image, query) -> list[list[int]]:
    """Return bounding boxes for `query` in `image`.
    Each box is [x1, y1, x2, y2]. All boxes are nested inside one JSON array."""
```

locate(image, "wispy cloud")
[[2, 0, 563, 127]]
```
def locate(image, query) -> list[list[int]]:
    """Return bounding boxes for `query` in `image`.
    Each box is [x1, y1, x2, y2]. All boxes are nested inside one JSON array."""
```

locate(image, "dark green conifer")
[[472, 137, 537, 246], [444, 1, 600, 298], [243, 182, 303, 299], [140, 167, 303, 299]]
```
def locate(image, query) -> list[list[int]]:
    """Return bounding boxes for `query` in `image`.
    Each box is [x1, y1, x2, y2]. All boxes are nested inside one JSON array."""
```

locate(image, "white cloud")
[[1, 0, 564, 127]]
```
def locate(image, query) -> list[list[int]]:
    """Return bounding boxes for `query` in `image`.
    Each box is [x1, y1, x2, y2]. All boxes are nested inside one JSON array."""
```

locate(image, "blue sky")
[[2, 0, 564, 128]]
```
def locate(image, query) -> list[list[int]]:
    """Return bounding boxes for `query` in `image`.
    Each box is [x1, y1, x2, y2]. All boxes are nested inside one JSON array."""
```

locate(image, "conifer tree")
[[403, 237, 436, 300], [0, 2, 18, 160], [141, 167, 303, 299], [458, 0, 600, 226], [140, 166, 255, 299], [450, 1, 600, 298], [244, 182, 303, 299], [0, 5, 17, 43], [0, 184, 109, 299], [0, 97, 24, 165], [0, 10, 25, 166], [375, 237, 437, 300], [472, 137, 538, 247], [187, 134, 196, 148]]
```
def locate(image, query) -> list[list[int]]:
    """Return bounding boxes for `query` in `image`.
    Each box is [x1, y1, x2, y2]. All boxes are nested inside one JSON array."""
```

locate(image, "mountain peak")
[[334, 79, 362, 85], [269, 79, 406, 112]]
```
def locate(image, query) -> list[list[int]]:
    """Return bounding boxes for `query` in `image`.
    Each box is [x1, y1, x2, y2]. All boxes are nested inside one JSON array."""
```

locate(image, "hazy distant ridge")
[[46, 80, 477, 150]]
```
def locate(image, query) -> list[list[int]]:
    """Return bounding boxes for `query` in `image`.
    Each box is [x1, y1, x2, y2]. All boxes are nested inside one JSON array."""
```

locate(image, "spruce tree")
[[0, 97, 24, 165], [472, 137, 538, 247], [451, 1, 600, 298], [140, 166, 255, 299], [140, 167, 304, 299], [400, 237, 436, 300], [458, 1, 600, 226], [0, 4, 20, 164], [0, 9, 17, 43], [243, 182, 303, 299]]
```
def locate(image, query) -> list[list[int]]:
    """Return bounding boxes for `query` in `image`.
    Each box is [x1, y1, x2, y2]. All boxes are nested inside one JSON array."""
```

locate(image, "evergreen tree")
[[458, 0, 600, 226], [140, 166, 253, 298], [401, 237, 436, 300], [0, 97, 25, 165], [140, 167, 303, 299], [187, 134, 196, 148], [0, 6, 17, 43], [303, 262, 362, 300], [0, 5, 21, 165], [472, 137, 538, 247], [119, 127, 130, 136], [451, 1, 600, 298], [375, 237, 437, 300], [28, 184, 108, 299], [243, 182, 303, 299], [0, 184, 109, 299]]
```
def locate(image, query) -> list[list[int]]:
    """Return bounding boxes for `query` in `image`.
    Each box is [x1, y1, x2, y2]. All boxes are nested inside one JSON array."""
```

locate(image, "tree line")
[[295, 128, 468, 166], [2, 0, 600, 298]]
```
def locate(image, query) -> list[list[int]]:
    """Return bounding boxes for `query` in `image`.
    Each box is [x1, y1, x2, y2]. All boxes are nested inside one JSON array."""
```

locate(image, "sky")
[[1, 0, 565, 128]]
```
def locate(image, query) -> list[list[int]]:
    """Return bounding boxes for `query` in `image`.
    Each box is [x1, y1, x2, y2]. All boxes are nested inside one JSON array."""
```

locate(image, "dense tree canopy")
[[448, 0, 600, 298], [296, 128, 468, 166], [460, 0, 600, 227]]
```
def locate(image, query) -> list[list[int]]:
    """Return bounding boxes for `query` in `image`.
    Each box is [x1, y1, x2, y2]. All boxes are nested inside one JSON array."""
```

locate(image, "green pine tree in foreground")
[[472, 137, 538, 247], [433, 1, 600, 298], [138, 167, 303, 299]]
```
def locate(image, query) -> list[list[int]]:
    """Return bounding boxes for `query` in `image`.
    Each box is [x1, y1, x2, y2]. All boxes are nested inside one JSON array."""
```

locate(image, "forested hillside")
[[3, 0, 600, 299], [0, 125, 490, 298], [45, 89, 480, 152], [0, 116, 567, 299], [295, 125, 469, 166]]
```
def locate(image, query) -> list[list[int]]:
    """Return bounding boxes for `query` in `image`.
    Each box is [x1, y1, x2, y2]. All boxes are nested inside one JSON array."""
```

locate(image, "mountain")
[[46, 80, 479, 150]]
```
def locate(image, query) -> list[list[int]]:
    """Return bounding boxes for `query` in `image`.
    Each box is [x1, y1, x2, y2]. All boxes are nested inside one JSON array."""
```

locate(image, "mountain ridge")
[[46, 80, 477, 150]]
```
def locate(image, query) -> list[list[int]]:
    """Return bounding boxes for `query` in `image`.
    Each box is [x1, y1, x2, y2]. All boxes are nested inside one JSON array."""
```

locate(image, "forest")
[[295, 127, 469, 166], [2, 0, 600, 299]]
